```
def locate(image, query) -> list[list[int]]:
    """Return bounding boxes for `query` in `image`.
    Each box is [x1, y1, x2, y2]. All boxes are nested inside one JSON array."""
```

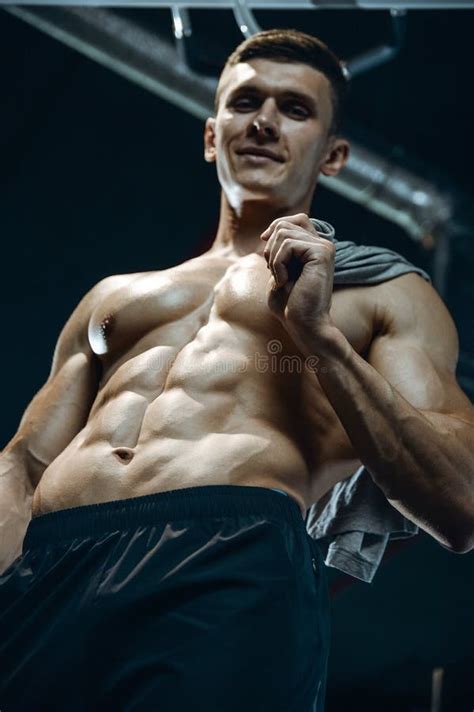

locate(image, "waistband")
[[24, 485, 306, 549]]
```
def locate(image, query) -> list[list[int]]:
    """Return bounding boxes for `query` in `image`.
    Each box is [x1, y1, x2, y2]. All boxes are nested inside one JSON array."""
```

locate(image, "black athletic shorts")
[[0, 485, 329, 712]]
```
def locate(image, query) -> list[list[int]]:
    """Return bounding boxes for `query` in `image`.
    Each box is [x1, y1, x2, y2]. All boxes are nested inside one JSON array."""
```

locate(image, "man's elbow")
[[443, 538, 473, 554], [442, 518, 474, 554]]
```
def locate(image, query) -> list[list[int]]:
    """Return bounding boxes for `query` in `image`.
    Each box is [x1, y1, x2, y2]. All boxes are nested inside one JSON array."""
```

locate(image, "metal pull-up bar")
[[2, 1, 474, 7]]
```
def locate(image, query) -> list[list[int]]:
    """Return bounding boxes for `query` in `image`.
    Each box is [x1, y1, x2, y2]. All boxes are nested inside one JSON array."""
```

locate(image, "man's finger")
[[273, 240, 316, 287], [266, 227, 307, 267], [260, 213, 310, 240]]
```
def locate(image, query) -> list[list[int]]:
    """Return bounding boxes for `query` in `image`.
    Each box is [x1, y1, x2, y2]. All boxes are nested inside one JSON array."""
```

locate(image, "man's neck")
[[208, 192, 311, 258]]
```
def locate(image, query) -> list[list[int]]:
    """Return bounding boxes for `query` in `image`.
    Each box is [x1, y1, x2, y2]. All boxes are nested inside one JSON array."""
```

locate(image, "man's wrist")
[[300, 323, 353, 367]]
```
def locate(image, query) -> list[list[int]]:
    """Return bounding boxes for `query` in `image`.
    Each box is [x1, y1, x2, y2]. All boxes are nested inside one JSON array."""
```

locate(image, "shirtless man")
[[1, 28, 473, 712]]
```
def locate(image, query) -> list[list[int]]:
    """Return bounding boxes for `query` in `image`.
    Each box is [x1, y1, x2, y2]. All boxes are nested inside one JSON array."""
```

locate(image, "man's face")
[[204, 59, 344, 212]]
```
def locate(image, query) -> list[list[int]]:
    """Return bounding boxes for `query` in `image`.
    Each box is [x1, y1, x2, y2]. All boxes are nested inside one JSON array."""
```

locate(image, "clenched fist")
[[260, 212, 338, 354]]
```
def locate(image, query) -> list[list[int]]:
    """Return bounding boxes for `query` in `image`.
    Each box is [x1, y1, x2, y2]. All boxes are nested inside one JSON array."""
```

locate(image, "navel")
[[112, 447, 134, 464]]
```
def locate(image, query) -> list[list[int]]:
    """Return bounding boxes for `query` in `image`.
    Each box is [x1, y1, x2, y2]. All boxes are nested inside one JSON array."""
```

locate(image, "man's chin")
[[226, 179, 286, 201], [226, 187, 287, 211]]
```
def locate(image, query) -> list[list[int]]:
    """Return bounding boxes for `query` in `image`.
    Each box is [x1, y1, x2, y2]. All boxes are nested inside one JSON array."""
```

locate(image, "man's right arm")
[[0, 277, 119, 574]]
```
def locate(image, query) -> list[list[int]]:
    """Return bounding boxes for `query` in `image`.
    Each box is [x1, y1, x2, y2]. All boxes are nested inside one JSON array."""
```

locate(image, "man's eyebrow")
[[227, 84, 318, 112]]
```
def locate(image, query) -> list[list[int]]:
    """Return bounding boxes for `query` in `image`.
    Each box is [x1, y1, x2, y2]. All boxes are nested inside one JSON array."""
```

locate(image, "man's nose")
[[248, 101, 280, 141]]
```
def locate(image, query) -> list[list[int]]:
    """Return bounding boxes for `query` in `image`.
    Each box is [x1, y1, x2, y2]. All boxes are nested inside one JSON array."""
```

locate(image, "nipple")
[[88, 313, 116, 355], [112, 448, 134, 464]]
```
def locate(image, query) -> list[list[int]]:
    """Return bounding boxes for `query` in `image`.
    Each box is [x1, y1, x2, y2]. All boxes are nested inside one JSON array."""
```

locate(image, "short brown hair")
[[215, 29, 348, 135]]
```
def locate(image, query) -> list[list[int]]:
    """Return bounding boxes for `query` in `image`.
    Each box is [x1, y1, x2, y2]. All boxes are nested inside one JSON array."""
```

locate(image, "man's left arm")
[[261, 213, 474, 553], [310, 273, 474, 553]]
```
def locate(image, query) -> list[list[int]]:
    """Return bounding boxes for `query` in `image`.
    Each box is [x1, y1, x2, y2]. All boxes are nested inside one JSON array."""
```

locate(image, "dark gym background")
[[1, 6, 473, 711]]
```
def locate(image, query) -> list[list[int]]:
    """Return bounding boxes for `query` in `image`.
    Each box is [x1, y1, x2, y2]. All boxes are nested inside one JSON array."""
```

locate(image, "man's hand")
[[260, 212, 338, 354]]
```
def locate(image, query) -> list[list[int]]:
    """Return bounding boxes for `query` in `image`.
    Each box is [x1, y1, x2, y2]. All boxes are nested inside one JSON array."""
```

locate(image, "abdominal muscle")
[[31, 414, 309, 519], [31, 344, 316, 520]]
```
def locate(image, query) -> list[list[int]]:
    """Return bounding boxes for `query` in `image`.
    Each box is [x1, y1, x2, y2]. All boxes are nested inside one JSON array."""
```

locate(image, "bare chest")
[[88, 253, 374, 374]]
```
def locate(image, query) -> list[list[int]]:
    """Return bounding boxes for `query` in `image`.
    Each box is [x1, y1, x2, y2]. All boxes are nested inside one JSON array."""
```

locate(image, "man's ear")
[[204, 117, 217, 163], [320, 137, 350, 177]]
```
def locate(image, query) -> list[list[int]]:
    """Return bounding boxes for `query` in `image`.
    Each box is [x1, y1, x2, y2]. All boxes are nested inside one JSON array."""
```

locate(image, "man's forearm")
[[305, 327, 474, 552], [0, 438, 34, 575]]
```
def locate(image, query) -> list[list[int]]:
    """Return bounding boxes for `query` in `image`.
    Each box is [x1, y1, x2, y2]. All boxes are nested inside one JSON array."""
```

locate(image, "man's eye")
[[285, 103, 310, 119], [233, 97, 256, 110]]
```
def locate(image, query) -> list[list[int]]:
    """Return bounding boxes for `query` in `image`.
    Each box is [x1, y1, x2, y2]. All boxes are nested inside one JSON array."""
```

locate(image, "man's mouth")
[[235, 147, 285, 163]]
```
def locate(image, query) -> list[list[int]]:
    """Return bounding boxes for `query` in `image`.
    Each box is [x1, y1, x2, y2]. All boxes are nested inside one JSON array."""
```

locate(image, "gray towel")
[[306, 218, 431, 583]]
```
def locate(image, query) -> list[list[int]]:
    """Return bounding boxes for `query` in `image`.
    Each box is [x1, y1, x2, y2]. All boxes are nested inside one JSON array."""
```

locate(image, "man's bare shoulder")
[[346, 272, 459, 372], [75, 273, 133, 318], [367, 271, 458, 370]]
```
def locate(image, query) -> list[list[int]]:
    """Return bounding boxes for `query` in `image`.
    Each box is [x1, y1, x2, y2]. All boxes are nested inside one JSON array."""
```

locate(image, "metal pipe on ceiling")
[[4, 5, 453, 245], [345, 8, 407, 78], [171, 6, 192, 66], [231, 0, 408, 80], [2, 1, 474, 8], [171, 5, 191, 42], [232, 0, 262, 38]]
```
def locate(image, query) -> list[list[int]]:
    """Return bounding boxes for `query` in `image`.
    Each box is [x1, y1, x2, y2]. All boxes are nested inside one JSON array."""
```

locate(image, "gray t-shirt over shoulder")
[[306, 218, 431, 583]]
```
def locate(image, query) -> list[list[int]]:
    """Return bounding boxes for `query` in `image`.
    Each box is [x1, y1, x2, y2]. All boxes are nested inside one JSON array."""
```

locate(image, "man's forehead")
[[220, 58, 330, 102]]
